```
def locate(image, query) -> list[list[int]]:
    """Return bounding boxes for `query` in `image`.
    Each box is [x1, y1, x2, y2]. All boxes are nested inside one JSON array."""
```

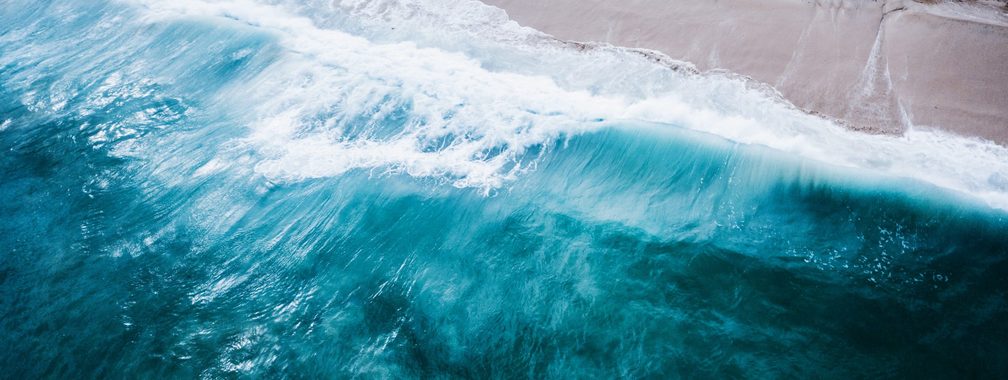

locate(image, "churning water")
[[2, 0, 1007, 377]]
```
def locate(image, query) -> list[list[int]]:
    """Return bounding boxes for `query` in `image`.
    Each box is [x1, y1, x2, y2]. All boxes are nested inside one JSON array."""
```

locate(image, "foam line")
[[105, 0, 1008, 210]]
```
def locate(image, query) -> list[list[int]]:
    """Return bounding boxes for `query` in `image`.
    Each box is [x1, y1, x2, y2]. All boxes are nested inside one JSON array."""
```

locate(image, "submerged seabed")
[[2, 0, 1007, 378]]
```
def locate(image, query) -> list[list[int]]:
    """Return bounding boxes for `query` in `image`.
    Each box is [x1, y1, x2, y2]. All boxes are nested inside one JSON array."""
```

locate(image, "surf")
[[6, 0, 1008, 208], [1, 0, 1007, 378]]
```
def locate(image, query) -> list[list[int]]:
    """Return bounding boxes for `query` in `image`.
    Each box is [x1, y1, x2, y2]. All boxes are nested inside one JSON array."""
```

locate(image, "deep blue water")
[[2, 1, 1008, 378]]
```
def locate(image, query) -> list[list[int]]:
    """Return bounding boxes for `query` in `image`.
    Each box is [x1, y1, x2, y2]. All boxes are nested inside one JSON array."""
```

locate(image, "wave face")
[[2, 0, 1007, 377]]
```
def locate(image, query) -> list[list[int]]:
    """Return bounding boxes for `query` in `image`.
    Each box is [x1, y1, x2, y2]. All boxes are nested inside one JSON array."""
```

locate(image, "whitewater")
[[1, 0, 1006, 378]]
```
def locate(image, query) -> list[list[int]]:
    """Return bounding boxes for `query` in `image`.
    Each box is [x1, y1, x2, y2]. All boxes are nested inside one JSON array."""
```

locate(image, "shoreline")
[[481, 0, 1008, 145]]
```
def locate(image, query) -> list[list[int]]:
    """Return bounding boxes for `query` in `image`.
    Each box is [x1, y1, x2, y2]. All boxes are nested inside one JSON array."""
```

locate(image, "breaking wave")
[[1, 0, 1006, 377]]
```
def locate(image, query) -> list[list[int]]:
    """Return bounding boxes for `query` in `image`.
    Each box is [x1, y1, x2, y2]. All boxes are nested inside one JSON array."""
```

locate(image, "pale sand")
[[482, 0, 1008, 144]]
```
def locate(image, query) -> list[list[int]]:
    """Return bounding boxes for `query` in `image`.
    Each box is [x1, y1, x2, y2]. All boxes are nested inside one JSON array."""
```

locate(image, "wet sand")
[[482, 0, 1008, 144]]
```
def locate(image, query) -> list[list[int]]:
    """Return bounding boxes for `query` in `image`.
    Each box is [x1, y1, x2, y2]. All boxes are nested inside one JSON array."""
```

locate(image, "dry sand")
[[482, 0, 1008, 144]]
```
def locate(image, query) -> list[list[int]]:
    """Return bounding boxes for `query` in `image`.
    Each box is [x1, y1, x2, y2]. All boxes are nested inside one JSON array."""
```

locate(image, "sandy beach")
[[482, 0, 1008, 144]]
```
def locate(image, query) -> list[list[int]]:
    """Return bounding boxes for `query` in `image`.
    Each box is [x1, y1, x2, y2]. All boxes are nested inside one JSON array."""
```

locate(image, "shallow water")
[[2, 0, 1007, 378]]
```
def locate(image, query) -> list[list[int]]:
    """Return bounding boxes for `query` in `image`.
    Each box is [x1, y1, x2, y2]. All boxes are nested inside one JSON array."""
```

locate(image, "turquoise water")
[[2, 1, 1008, 378]]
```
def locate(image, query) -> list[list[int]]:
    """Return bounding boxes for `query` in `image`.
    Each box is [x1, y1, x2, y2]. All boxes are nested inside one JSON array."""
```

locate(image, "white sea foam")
[[124, 0, 1008, 209]]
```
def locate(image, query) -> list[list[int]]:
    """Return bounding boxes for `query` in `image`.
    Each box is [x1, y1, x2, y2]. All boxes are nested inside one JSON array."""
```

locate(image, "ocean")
[[2, 0, 1007, 377]]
